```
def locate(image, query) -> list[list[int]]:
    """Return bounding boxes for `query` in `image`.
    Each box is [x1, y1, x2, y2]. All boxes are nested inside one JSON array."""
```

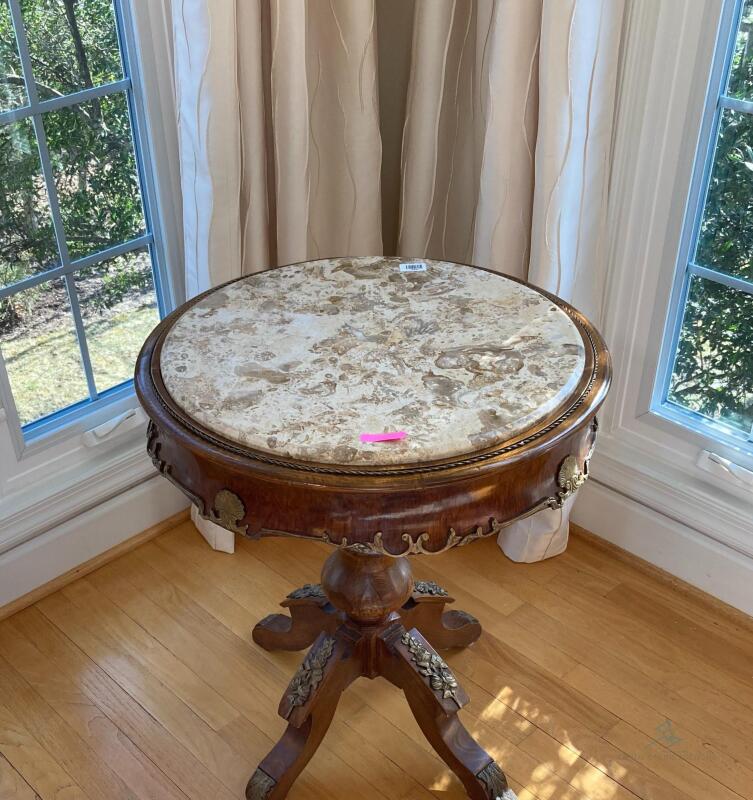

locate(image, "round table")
[[136, 256, 610, 800]]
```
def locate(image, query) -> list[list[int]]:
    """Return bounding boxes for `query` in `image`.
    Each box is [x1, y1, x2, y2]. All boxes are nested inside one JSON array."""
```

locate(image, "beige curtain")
[[399, 0, 622, 318], [173, 0, 624, 321], [173, 0, 624, 559]]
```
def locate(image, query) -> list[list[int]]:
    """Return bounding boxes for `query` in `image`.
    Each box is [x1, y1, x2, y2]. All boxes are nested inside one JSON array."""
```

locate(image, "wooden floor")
[[1, 521, 752, 800]]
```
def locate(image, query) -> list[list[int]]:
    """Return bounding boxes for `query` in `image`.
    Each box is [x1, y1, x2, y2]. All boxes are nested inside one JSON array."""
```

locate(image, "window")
[[655, 0, 753, 454], [0, 0, 167, 444]]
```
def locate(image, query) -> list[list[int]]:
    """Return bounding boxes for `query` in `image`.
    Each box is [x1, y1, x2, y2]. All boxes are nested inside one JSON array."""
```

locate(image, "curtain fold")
[[173, 0, 623, 321], [398, 0, 543, 276], [528, 0, 624, 319], [174, 0, 383, 295]]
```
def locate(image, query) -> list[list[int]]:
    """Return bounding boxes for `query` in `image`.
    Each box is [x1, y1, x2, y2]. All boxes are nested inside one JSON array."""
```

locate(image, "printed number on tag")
[[399, 262, 427, 273]]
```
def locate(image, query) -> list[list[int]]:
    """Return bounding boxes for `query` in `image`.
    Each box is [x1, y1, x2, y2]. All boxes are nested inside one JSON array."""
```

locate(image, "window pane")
[[695, 109, 753, 281], [727, 0, 753, 100], [19, 0, 122, 99], [74, 247, 158, 393], [0, 117, 59, 288], [45, 91, 145, 259], [668, 276, 753, 436], [0, 0, 27, 112], [0, 278, 89, 425]]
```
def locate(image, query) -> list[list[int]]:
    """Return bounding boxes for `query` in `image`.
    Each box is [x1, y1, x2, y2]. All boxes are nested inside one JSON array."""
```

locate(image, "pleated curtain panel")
[[172, 0, 625, 560]]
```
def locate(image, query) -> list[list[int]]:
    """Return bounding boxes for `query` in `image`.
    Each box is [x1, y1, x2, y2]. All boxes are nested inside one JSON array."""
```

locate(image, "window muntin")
[[0, 0, 166, 440], [0, 1, 25, 112], [659, 0, 753, 448], [19, 0, 124, 98]]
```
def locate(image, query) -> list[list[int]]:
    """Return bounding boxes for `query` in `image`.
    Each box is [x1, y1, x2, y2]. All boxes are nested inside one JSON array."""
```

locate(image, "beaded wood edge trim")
[[149, 302, 601, 477]]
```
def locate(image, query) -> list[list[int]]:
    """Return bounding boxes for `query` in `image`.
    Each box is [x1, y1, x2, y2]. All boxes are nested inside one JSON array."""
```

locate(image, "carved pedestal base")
[[248, 551, 514, 800], [253, 579, 482, 652]]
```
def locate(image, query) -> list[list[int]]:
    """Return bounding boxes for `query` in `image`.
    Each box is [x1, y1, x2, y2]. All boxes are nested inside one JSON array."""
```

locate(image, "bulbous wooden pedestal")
[[247, 549, 513, 800]]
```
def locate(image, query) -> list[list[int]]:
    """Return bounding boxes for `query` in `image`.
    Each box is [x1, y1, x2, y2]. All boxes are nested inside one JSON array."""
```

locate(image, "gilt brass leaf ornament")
[[284, 635, 336, 714], [401, 631, 460, 704], [209, 489, 248, 535]]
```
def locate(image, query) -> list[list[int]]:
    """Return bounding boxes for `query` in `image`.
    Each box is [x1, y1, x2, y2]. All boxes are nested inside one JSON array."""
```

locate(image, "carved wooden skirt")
[[136, 257, 610, 799]]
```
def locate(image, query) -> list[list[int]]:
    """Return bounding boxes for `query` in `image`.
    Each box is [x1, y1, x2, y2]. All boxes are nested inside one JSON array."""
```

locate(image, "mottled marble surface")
[[160, 257, 586, 465]]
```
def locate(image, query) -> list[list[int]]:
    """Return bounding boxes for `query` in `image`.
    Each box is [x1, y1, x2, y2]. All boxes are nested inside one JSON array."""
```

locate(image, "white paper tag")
[[399, 262, 427, 273]]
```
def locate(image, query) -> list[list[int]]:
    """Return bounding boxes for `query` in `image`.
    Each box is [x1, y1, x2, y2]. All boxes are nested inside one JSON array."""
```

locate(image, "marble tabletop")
[[159, 257, 586, 466]]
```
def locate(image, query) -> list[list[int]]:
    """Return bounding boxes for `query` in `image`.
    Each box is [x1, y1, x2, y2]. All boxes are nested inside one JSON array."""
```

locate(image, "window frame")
[[0, 0, 174, 457], [652, 0, 753, 456]]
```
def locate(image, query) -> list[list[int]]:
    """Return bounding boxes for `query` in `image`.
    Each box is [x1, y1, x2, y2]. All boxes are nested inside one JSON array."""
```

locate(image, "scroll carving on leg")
[[252, 582, 338, 651], [399, 581, 482, 650]]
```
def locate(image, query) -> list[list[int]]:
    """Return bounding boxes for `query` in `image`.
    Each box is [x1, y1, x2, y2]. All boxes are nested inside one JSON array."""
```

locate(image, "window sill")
[[0, 426, 155, 556], [589, 424, 753, 561]]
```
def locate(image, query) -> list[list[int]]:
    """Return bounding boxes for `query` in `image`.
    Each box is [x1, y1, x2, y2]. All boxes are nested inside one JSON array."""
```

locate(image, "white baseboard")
[[573, 479, 753, 617], [0, 474, 188, 608]]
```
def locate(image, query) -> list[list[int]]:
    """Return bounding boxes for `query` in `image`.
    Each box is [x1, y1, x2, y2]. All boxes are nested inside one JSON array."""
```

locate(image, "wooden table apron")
[[135, 265, 610, 556]]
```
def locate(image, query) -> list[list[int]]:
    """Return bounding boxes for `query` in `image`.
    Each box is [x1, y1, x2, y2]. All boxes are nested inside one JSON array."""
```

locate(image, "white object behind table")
[[192, 498, 576, 563]]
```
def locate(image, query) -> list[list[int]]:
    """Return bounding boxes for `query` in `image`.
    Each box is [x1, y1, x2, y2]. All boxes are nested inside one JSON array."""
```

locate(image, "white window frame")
[[0, 0, 183, 459], [591, 0, 753, 563], [652, 0, 753, 457], [0, 0, 183, 555]]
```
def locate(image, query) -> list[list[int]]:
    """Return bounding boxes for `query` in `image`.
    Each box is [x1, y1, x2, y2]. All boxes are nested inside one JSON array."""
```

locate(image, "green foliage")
[[668, 8, 753, 435], [0, 0, 144, 333]]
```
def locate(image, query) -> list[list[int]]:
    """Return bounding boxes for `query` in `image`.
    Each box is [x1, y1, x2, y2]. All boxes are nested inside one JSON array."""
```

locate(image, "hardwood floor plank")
[[603, 582, 753, 683], [450, 537, 753, 715], [567, 531, 753, 642], [0, 622, 188, 800], [517, 729, 641, 800], [509, 602, 753, 777], [63, 578, 241, 730], [36, 591, 250, 795], [0, 752, 38, 800], [605, 721, 745, 800], [1, 518, 750, 800], [0, 701, 87, 800], [565, 664, 753, 798], [545, 574, 753, 712], [447, 647, 694, 800], [5, 607, 235, 800], [0, 655, 133, 800]]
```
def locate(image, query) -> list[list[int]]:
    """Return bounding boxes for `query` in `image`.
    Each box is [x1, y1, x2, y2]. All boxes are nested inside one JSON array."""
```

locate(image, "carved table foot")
[[248, 550, 515, 799], [254, 578, 481, 652], [400, 579, 483, 650], [252, 584, 338, 651]]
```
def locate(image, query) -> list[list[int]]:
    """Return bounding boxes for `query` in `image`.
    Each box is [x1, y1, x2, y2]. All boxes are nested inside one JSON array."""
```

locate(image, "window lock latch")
[[82, 407, 147, 447]]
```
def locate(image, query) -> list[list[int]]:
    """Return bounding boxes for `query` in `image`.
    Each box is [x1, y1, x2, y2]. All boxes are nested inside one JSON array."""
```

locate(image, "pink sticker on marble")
[[359, 431, 408, 443]]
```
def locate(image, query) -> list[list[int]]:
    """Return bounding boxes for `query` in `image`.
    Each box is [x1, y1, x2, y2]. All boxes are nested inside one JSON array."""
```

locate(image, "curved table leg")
[[400, 580, 482, 650], [379, 625, 516, 800], [247, 630, 361, 799], [248, 553, 514, 799], [252, 584, 339, 651]]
